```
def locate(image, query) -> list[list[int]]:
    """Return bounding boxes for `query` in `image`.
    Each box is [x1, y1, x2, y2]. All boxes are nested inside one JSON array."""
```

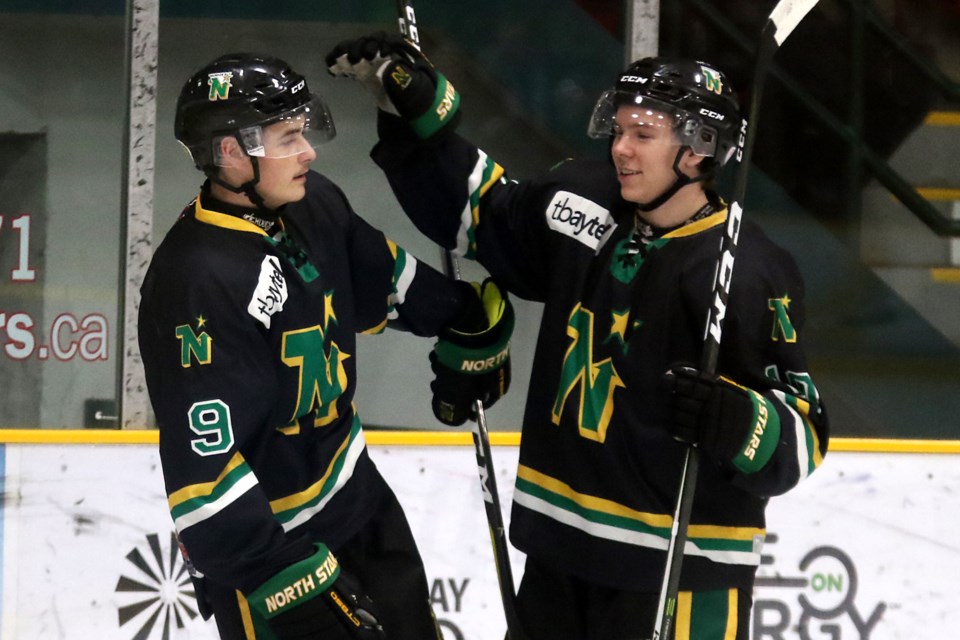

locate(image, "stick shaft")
[[472, 403, 524, 636], [392, 3, 523, 637], [651, 1, 819, 638]]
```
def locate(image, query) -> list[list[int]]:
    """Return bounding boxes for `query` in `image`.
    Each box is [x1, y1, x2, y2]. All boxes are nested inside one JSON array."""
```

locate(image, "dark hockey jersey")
[[139, 171, 466, 593], [373, 132, 829, 592]]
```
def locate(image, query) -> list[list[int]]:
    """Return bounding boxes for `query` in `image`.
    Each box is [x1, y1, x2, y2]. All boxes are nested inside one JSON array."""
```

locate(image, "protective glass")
[[587, 90, 718, 157], [212, 96, 336, 166]]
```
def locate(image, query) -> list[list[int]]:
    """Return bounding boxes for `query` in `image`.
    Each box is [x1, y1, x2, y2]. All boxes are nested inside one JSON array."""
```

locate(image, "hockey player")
[[138, 53, 513, 640], [326, 34, 829, 639]]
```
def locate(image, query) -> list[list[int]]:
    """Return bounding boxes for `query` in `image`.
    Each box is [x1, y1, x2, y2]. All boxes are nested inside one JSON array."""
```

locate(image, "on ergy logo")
[[754, 534, 886, 639]]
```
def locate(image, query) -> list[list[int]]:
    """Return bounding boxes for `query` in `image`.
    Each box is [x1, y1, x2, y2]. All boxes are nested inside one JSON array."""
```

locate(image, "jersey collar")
[[193, 193, 285, 236]]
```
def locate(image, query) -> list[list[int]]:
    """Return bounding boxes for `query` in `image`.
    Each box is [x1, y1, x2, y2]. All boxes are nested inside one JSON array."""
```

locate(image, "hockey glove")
[[430, 279, 513, 426], [246, 544, 385, 639], [325, 31, 460, 139], [664, 365, 781, 474]]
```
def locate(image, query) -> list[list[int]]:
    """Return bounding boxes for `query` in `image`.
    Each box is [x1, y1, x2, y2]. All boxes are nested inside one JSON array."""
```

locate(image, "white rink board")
[[0, 442, 957, 639]]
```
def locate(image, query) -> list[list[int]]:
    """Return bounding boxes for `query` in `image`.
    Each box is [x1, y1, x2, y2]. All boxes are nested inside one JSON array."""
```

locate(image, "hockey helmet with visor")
[[588, 57, 740, 164], [588, 57, 741, 210], [175, 53, 336, 173]]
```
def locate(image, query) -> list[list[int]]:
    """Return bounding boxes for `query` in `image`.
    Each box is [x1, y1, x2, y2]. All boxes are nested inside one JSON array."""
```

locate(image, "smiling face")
[[610, 105, 685, 205], [610, 104, 709, 225]]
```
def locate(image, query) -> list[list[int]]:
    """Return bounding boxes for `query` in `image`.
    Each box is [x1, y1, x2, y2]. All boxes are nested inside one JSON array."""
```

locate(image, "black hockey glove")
[[325, 31, 460, 139], [246, 544, 385, 639], [664, 365, 781, 474], [430, 279, 513, 426]]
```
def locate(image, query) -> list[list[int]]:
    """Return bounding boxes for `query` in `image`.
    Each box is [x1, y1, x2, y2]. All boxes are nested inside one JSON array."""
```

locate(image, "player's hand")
[[431, 279, 513, 426], [664, 365, 780, 474], [325, 31, 459, 139], [247, 544, 385, 639]]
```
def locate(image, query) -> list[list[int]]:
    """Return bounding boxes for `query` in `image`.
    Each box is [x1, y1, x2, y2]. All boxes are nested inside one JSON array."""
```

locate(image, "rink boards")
[[0, 432, 955, 640]]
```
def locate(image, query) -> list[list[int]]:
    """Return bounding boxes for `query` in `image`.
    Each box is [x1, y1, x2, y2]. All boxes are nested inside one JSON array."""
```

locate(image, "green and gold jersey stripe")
[[168, 451, 257, 532], [515, 464, 763, 563], [273, 413, 366, 531]]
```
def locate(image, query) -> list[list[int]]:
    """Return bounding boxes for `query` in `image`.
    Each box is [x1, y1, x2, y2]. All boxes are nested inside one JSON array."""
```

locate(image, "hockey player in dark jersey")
[[327, 34, 829, 640], [138, 53, 513, 640]]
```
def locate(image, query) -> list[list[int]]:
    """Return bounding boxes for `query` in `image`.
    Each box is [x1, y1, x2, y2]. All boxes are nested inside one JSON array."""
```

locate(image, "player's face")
[[610, 106, 683, 206], [254, 119, 318, 208]]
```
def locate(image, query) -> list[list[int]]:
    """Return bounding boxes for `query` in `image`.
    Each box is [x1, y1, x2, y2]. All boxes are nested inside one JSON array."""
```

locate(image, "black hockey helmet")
[[175, 53, 336, 174], [588, 57, 741, 166]]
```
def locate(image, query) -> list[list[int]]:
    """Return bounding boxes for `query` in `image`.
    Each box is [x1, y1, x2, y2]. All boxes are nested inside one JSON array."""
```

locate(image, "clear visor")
[[212, 96, 336, 167], [587, 90, 718, 157]]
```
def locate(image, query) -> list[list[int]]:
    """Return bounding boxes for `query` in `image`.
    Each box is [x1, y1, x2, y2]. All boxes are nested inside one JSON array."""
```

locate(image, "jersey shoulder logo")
[[248, 255, 288, 329], [176, 316, 212, 367], [545, 191, 617, 253], [768, 295, 797, 343]]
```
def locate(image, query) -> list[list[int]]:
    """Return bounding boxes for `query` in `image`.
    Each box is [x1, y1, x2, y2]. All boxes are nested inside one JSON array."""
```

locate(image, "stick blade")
[[769, 0, 820, 45]]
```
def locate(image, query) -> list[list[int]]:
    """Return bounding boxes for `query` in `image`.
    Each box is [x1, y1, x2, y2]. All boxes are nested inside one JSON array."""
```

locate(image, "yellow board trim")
[[924, 111, 960, 126], [931, 268, 960, 284], [914, 187, 960, 201], [0, 430, 958, 453]]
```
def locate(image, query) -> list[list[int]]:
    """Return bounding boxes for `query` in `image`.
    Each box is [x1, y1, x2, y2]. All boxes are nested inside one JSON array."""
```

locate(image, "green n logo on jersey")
[[281, 294, 349, 431], [176, 318, 212, 367], [768, 295, 797, 343], [207, 72, 233, 101], [552, 303, 625, 443]]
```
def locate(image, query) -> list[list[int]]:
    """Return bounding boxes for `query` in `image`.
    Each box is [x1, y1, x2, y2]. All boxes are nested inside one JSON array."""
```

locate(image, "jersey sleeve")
[[138, 245, 314, 593], [343, 209, 471, 337], [371, 119, 559, 302], [699, 230, 829, 498]]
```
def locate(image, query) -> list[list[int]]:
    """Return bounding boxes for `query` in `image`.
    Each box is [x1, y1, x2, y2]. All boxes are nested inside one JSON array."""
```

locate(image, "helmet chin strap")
[[207, 154, 274, 211], [635, 147, 709, 212]]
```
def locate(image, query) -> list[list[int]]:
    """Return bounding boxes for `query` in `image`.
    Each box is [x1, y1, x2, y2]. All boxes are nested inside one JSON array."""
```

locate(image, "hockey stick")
[[395, 1, 455, 280], [395, 3, 525, 639], [651, 1, 820, 639]]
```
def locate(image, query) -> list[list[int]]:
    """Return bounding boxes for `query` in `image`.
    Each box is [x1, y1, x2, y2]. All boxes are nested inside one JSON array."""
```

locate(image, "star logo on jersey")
[[207, 72, 233, 101], [176, 316, 212, 367], [115, 532, 200, 639], [604, 309, 637, 355], [324, 290, 338, 328], [768, 295, 797, 343]]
